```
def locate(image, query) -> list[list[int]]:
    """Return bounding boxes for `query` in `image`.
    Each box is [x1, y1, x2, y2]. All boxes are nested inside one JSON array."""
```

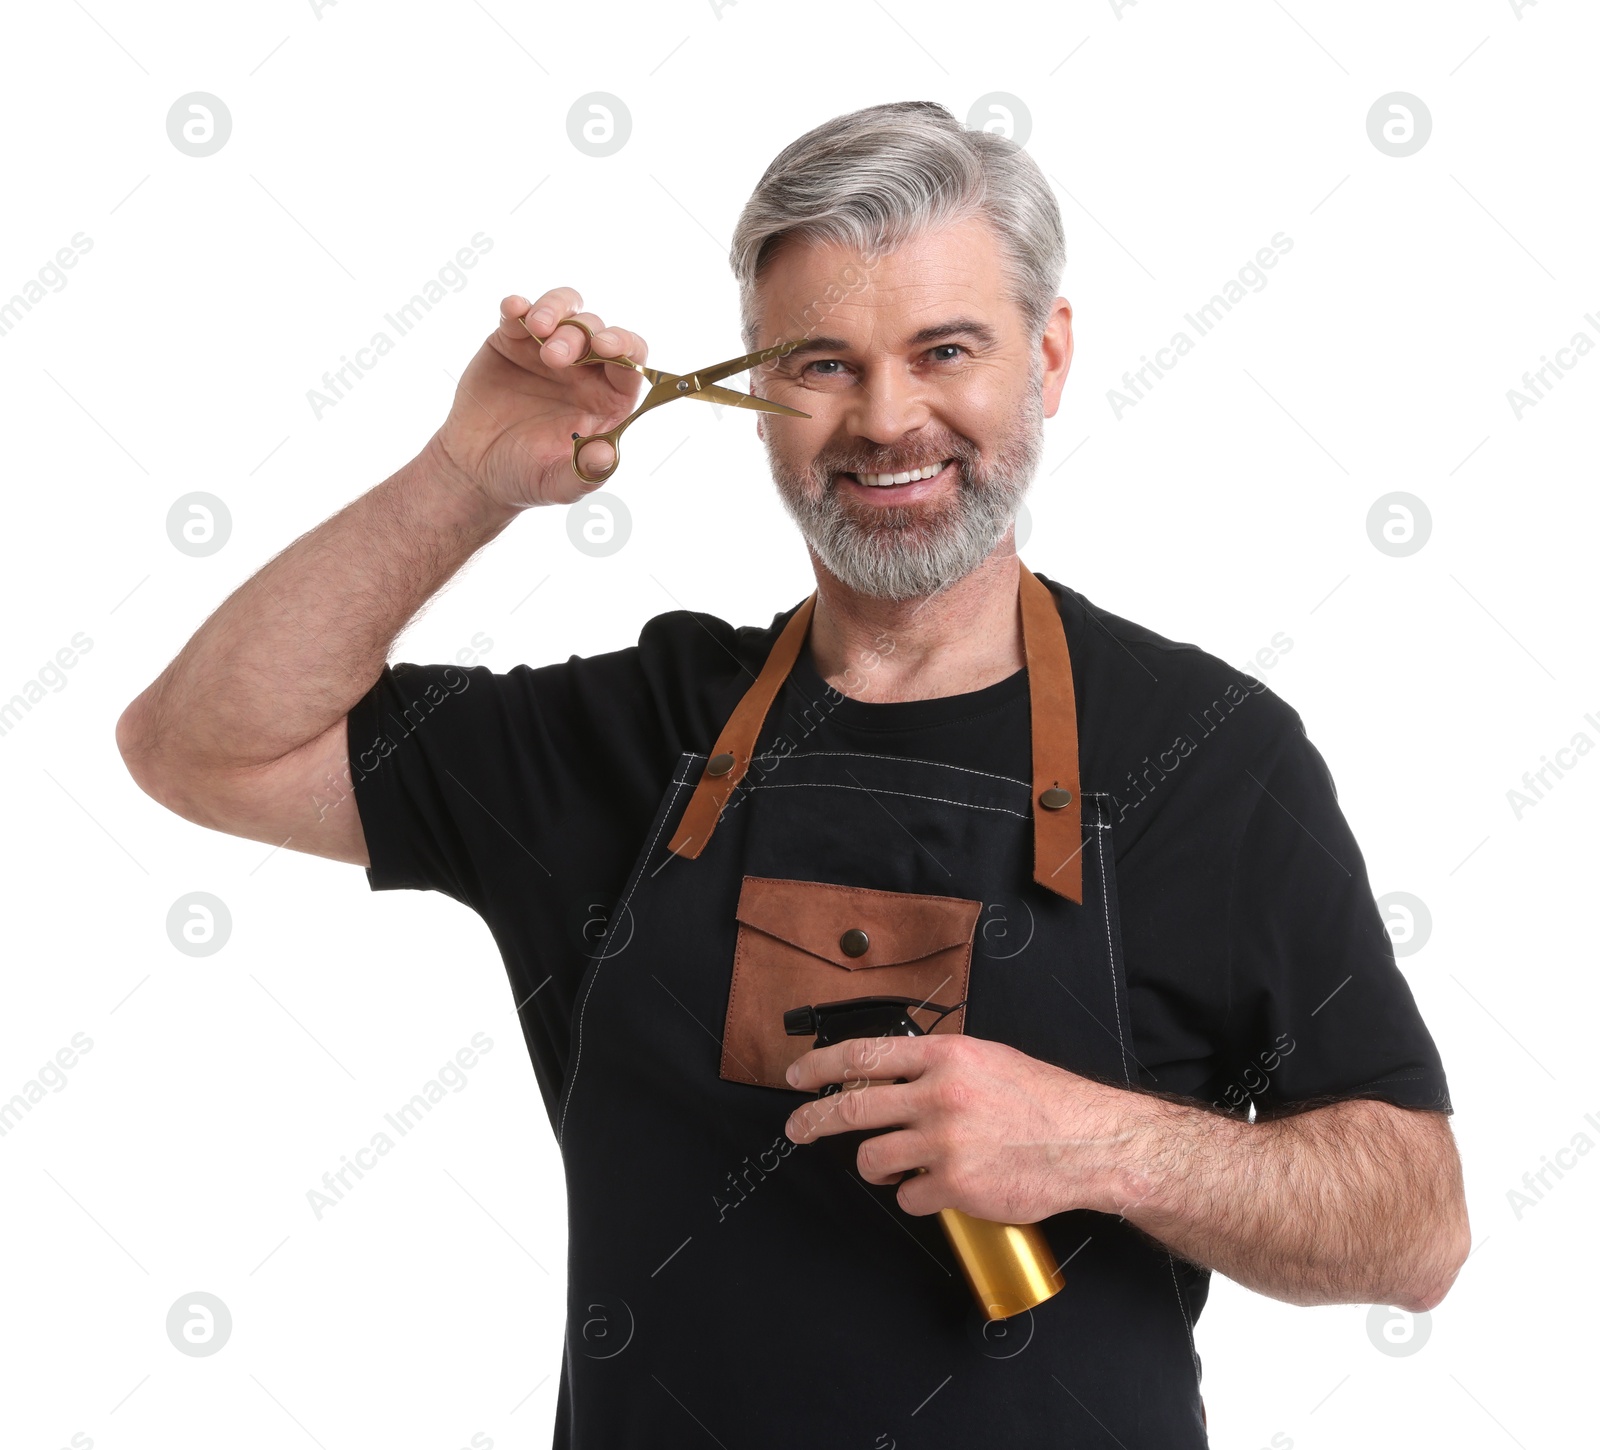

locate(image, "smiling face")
[[751, 214, 1072, 601]]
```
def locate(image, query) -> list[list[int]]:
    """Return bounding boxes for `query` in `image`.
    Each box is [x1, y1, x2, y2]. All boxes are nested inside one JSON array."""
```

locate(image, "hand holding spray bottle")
[[784, 994, 1065, 1322]]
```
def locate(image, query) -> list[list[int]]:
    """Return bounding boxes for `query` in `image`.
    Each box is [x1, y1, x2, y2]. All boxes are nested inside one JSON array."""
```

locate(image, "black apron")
[[550, 565, 1208, 1448]]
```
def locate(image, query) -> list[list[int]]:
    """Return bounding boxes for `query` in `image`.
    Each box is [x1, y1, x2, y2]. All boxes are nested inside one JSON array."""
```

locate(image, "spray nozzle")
[[783, 994, 965, 1047]]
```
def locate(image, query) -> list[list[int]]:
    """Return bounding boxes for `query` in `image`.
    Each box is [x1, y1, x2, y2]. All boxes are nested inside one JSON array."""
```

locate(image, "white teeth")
[[853, 461, 946, 487]]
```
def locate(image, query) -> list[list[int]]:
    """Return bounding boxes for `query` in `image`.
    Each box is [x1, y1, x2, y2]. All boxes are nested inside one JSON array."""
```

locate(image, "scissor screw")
[[676, 379, 690, 391]]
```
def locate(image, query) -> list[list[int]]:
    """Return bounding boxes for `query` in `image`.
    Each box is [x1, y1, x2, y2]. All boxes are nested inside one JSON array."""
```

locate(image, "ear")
[[1040, 297, 1074, 420], [756, 416, 764, 442]]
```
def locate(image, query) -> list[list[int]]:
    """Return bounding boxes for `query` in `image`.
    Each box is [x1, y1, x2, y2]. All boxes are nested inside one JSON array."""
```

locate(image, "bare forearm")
[[114, 288, 650, 861], [779, 1027, 1471, 1312], [120, 434, 516, 777], [1111, 1096, 1469, 1311]]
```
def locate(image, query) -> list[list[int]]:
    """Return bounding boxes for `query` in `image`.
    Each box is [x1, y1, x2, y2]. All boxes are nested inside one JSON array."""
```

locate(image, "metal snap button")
[[1039, 787, 1073, 810], [705, 752, 736, 778], [839, 928, 870, 958]]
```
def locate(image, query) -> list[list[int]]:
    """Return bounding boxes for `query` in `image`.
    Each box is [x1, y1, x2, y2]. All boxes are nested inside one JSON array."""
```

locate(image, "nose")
[[845, 361, 932, 447]]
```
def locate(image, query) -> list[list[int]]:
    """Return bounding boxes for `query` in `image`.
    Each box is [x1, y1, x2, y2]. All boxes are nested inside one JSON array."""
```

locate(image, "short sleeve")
[[346, 660, 509, 907], [344, 651, 682, 1126], [346, 651, 674, 912], [1215, 717, 1452, 1121]]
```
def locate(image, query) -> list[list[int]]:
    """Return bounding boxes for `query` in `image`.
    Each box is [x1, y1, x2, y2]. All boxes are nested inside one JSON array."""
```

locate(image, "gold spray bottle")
[[784, 996, 1065, 1321]]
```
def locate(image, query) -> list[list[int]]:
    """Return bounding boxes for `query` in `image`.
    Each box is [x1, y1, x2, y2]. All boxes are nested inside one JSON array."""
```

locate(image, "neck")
[[806, 540, 1025, 703]]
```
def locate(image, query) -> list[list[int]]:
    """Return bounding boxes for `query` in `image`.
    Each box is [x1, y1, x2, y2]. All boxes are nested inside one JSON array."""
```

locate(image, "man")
[[118, 100, 1468, 1446]]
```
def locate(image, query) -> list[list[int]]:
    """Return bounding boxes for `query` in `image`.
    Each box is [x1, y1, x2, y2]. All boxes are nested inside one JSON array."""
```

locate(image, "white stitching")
[[1105, 780, 1201, 1400], [1096, 819, 1131, 1087], [1165, 1253, 1204, 1392], [558, 763, 693, 1146], [741, 776, 1110, 827], [772, 750, 1033, 790], [742, 780, 1032, 820], [688, 753, 1116, 805]]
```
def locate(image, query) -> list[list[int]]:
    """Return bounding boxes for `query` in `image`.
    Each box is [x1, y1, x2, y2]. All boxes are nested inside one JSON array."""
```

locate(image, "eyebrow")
[[773, 318, 999, 360]]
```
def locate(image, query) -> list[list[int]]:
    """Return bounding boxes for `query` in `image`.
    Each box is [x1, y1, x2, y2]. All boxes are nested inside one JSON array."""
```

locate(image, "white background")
[[2, 1, 1595, 1447]]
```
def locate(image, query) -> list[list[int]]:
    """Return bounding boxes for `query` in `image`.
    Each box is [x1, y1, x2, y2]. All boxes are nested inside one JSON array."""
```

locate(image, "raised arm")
[[115, 289, 649, 865]]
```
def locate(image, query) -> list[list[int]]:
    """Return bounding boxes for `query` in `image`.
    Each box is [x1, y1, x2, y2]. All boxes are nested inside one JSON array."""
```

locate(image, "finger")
[[588, 327, 649, 395], [497, 295, 538, 342], [785, 1079, 913, 1143], [511, 287, 584, 340], [894, 1164, 943, 1217], [587, 325, 649, 376], [538, 309, 606, 369], [784, 1035, 922, 1093], [574, 437, 616, 477], [855, 1128, 930, 1186]]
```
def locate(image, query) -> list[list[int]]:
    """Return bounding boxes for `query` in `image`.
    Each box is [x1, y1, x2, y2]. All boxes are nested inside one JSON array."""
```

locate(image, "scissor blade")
[[684, 383, 809, 418], [684, 337, 810, 390]]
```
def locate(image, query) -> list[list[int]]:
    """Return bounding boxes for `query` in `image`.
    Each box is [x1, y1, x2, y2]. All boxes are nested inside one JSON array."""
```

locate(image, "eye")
[[802, 358, 848, 376], [927, 343, 967, 362]]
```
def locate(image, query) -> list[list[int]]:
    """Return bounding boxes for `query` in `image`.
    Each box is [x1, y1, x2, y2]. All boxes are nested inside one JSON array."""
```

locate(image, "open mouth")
[[836, 459, 956, 490]]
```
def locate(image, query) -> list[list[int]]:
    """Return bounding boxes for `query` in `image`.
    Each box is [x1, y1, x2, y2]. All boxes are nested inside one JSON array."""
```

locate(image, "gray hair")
[[730, 100, 1064, 352]]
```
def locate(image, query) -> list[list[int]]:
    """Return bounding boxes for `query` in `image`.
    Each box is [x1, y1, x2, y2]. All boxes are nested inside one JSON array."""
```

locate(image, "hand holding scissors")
[[516, 309, 812, 485]]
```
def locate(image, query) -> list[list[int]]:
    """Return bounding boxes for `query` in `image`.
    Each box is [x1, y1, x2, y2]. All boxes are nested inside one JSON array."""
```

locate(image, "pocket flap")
[[734, 876, 981, 970]]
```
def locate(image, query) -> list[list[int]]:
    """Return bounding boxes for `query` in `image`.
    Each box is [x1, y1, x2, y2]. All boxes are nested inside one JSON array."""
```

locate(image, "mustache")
[[814, 436, 982, 478]]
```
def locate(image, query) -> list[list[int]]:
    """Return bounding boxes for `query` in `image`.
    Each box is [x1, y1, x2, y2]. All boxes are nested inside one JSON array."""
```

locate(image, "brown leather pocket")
[[720, 875, 981, 1090]]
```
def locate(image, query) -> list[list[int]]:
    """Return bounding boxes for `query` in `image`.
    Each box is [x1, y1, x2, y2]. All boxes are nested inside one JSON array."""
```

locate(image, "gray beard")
[[763, 370, 1045, 603]]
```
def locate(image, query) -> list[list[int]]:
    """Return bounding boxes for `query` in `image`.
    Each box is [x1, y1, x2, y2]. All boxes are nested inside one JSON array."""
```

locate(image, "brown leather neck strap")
[[666, 592, 817, 860], [666, 563, 1084, 905], [1018, 562, 1084, 904]]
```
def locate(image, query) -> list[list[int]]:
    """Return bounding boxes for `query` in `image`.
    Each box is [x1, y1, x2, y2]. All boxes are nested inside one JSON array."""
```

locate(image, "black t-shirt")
[[347, 572, 1451, 1136]]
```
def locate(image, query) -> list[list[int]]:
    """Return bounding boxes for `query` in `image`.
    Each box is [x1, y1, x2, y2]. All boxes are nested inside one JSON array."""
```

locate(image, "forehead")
[[755, 214, 1015, 341]]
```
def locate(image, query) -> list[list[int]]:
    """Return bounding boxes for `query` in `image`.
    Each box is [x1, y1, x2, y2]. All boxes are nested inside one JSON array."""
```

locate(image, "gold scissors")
[[517, 312, 812, 484]]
